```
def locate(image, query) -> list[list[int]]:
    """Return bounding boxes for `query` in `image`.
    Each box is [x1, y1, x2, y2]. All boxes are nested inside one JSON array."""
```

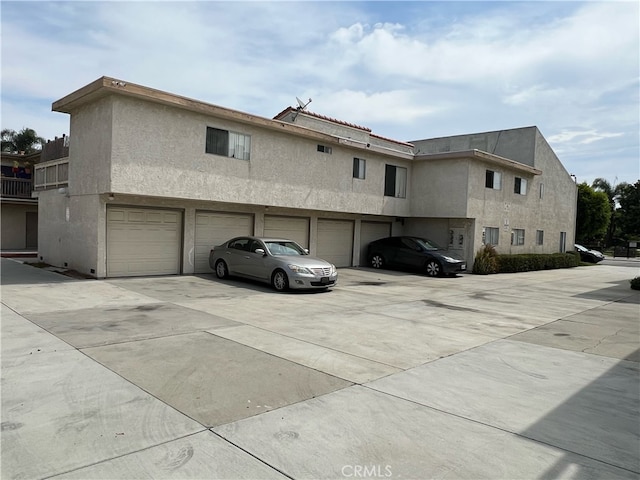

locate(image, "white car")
[[209, 236, 338, 291]]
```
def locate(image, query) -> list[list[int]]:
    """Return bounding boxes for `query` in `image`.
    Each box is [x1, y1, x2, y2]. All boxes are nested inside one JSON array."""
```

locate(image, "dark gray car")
[[209, 236, 338, 291], [367, 236, 466, 276]]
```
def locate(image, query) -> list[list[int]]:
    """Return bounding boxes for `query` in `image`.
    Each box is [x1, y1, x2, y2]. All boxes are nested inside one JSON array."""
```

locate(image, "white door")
[[264, 215, 309, 248], [194, 211, 253, 273], [359, 221, 392, 266], [107, 207, 182, 277], [317, 219, 354, 267]]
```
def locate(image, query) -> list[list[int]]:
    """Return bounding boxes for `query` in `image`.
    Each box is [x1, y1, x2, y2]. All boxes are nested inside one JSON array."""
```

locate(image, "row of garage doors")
[[107, 207, 391, 277]]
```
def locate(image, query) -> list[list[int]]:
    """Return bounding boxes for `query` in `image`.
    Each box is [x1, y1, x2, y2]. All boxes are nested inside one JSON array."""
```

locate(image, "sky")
[[2, 1, 638, 186]]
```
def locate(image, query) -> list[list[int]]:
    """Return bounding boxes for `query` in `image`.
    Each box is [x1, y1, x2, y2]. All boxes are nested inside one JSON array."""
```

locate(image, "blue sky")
[[2, 1, 638, 186]]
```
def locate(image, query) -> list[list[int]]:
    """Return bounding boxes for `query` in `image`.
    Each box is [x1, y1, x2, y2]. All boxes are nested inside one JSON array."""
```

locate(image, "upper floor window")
[[353, 158, 366, 179], [514, 177, 528, 195], [485, 170, 502, 190], [206, 127, 251, 160], [384, 165, 407, 198], [317, 144, 332, 154], [539, 183, 544, 199]]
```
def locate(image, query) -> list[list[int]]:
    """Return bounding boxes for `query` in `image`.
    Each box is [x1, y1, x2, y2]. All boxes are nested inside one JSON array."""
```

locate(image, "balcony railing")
[[34, 158, 69, 190], [1, 177, 34, 199]]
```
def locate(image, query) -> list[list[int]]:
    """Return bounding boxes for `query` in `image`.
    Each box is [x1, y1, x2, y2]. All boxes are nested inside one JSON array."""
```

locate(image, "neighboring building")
[[35, 77, 577, 278], [1, 150, 40, 250]]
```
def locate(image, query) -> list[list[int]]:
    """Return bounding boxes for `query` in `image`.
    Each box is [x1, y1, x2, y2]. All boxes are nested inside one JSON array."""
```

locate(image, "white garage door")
[[264, 215, 309, 247], [107, 207, 182, 277], [194, 211, 253, 273], [359, 221, 392, 266], [317, 219, 354, 267]]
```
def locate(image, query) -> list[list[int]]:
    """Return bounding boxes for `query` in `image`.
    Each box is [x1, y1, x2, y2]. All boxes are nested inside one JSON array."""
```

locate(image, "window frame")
[[536, 230, 544, 245], [483, 226, 500, 245], [511, 228, 525, 246], [353, 157, 366, 179], [205, 126, 251, 160], [485, 170, 502, 190], [514, 177, 528, 195], [317, 144, 332, 154], [384, 164, 407, 198]]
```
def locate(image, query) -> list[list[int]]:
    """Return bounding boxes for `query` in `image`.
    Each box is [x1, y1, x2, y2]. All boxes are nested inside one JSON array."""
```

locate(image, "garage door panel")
[[317, 219, 354, 268], [194, 212, 253, 273], [264, 216, 309, 248], [107, 207, 182, 277], [360, 221, 392, 266]]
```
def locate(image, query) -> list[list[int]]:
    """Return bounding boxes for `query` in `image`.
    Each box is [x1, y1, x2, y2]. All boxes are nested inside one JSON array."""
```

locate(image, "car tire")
[[272, 269, 289, 292], [215, 260, 229, 279], [370, 254, 385, 269], [425, 260, 441, 277]]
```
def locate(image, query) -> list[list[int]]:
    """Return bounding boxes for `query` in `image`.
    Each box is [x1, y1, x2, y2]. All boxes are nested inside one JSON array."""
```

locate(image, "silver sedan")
[[209, 236, 338, 291]]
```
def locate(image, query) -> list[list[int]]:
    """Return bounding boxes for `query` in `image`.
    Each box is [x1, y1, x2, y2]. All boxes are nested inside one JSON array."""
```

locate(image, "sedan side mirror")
[[254, 248, 266, 256], [304, 248, 310, 254]]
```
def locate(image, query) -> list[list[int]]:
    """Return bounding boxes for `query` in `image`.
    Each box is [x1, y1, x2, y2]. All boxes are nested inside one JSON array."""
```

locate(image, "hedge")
[[473, 250, 580, 274]]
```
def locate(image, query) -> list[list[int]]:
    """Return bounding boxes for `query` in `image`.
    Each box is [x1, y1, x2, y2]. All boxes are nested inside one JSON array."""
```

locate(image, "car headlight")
[[440, 256, 460, 263], [330, 264, 337, 275], [288, 264, 313, 275]]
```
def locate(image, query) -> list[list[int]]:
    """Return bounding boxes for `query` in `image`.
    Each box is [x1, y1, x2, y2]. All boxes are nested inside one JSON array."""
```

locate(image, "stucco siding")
[[410, 159, 469, 217]]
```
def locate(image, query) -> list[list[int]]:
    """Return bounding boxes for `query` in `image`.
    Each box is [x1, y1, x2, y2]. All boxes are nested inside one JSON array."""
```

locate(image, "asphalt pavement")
[[1, 257, 639, 479]]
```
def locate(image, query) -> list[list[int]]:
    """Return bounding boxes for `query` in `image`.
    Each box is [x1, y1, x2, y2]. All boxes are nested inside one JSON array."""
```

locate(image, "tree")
[[576, 182, 611, 244], [617, 181, 640, 239], [1, 128, 45, 154], [592, 177, 629, 246]]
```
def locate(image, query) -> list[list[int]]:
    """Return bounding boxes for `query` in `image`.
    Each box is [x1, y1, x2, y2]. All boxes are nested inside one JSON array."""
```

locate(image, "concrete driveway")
[[1, 258, 639, 479]]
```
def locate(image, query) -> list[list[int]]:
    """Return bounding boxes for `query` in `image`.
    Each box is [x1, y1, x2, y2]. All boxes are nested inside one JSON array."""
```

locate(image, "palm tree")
[[1, 128, 45, 153], [592, 178, 630, 246]]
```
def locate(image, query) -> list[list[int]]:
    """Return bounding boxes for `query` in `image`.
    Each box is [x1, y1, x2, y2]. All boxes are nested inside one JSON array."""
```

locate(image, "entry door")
[[26, 211, 38, 249]]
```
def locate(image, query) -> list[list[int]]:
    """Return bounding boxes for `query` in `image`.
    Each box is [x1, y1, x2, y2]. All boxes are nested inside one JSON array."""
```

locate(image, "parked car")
[[209, 236, 338, 291], [367, 236, 466, 277], [575, 244, 605, 263]]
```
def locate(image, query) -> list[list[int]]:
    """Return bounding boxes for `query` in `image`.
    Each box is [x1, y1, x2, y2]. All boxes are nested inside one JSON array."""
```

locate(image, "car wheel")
[[215, 260, 229, 279], [370, 254, 385, 269], [272, 269, 289, 292], [425, 260, 441, 277]]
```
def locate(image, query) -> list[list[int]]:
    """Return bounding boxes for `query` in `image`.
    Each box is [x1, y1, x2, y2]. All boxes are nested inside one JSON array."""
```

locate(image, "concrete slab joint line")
[[1, 258, 638, 479]]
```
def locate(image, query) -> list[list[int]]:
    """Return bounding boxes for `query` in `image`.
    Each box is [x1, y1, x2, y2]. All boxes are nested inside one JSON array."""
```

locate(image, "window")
[[514, 177, 528, 195], [353, 158, 366, 179], [485, 170, 502, 189], [536, 230, 544, 245], [483, 227, 499, 245], [559, 232, 567, 253], [317, 144, 332, 154], [384, 165, 407, 198], [540, 183, 544, 199], [511, 229, 525, 246], [206, 127, 251, 160]]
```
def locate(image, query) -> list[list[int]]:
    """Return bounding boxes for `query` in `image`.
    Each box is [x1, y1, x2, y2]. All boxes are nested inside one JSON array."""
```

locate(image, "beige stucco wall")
[[1, 203, 38, 249], [410, 159, 470, 217], [108, 96, 411, 218]]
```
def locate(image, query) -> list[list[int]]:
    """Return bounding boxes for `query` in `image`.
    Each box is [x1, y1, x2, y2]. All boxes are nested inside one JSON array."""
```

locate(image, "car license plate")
[[461, 264, 466, 271], [320, 277, 330, 284]]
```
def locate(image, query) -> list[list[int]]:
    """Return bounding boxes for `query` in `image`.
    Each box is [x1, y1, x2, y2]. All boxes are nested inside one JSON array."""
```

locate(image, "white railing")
[[34, 158, 69, 190]]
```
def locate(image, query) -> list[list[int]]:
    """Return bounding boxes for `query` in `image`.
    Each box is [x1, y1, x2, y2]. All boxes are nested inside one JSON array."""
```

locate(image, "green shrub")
[[472, 244, 498, 274], [631, 277, 640, 290], [493, 252, 579, 273]]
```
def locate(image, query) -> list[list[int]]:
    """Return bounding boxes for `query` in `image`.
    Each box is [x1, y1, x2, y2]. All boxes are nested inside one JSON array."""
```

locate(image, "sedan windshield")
[[265, 241, 307, 256], [414, 238, 441, 251]]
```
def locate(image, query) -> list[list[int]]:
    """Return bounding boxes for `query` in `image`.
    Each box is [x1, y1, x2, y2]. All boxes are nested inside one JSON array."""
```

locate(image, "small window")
[[317, 144, 332, 154], [353, 158, 366, 179], [511, 229, 525, 246], [384, 165, 407, 198], [514, 177, 528, 195], [485, 170, 502, 190], [483, 227, 499, 245], [536, 230, 544, 245], [540, 183, 544, 199], [206, 127, 251, 160]]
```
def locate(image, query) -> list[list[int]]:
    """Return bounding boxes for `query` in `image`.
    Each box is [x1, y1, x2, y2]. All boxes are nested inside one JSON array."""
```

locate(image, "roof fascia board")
[[415, 149, 542, 175]]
